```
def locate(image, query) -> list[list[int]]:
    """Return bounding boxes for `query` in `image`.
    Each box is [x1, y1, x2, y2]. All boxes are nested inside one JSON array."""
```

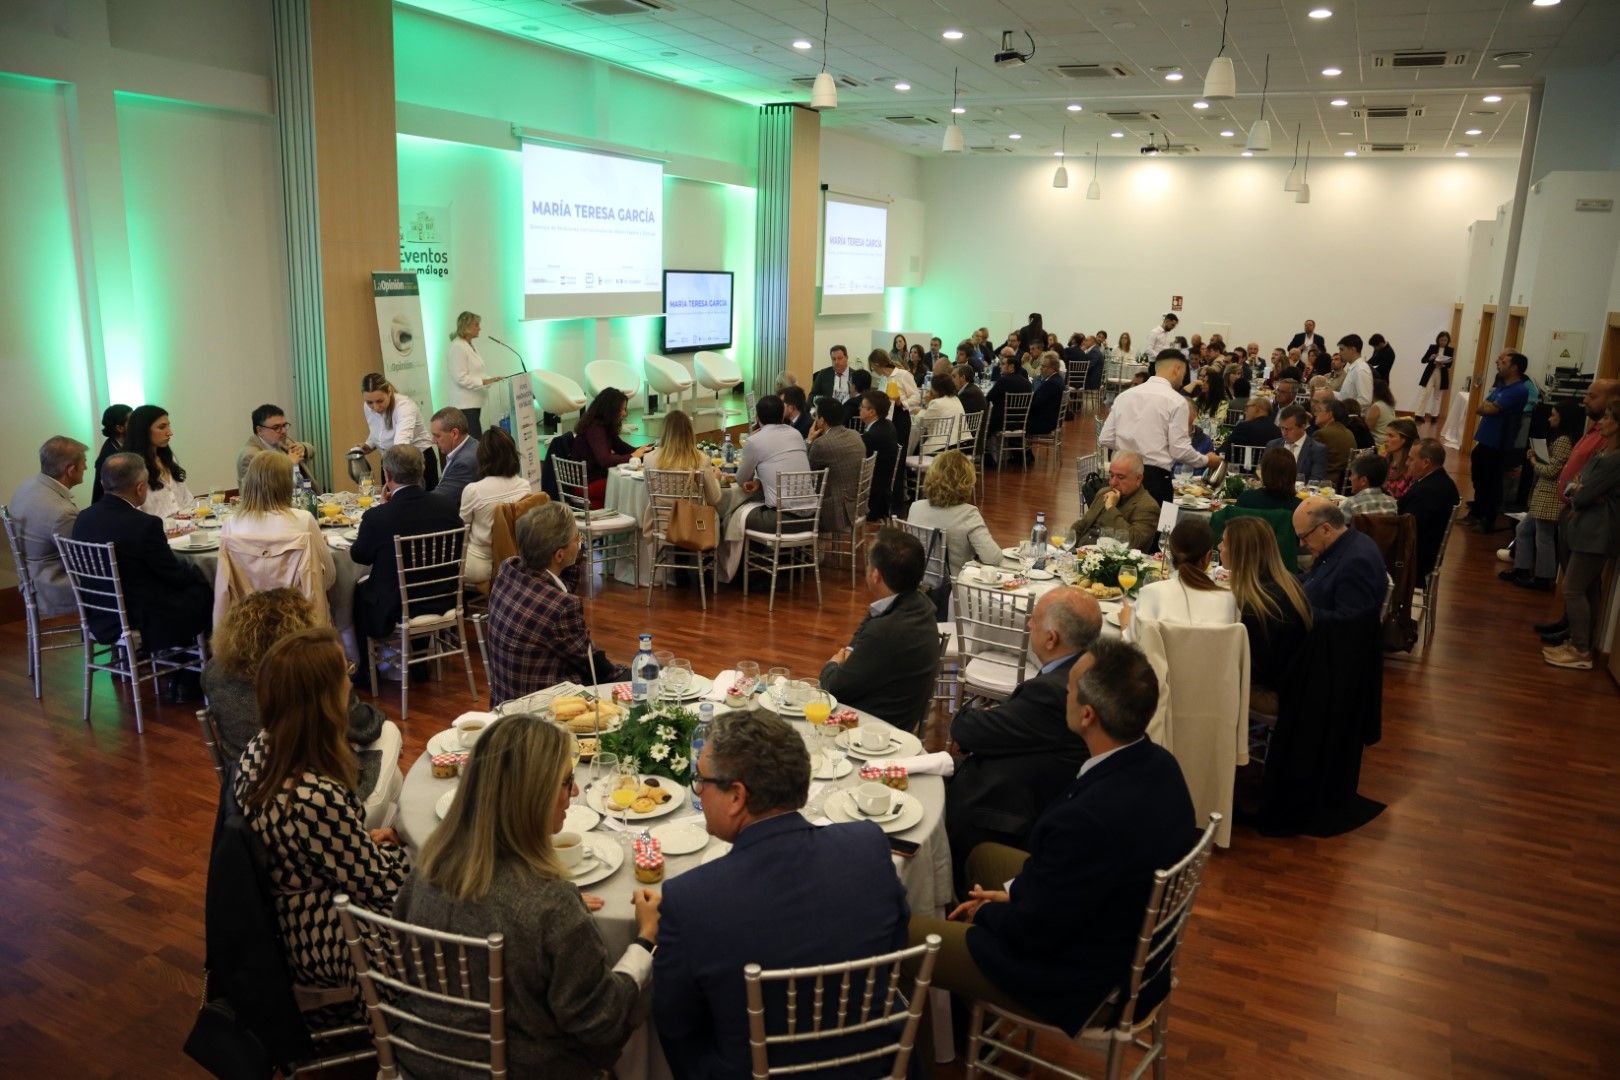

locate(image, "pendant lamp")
[[1245, 53, 1272, 152], [1295, 141, 1311, 203], [1053, 124, 1069, 187], [810, 0, 837, 108], [1283, 124, 1303, 190], [1085, 142, 1101, 199], [943, 68, 964, 152], [1203, 0, 1236, 99]]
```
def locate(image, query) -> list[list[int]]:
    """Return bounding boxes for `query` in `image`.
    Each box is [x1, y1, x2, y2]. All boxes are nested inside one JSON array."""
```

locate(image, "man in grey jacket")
[[806, 397, 868, 535], [8, 435, 88, 616]]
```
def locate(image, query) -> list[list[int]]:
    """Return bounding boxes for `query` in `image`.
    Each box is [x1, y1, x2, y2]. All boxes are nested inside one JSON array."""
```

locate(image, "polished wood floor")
[[2, 411, 1618, 1079]]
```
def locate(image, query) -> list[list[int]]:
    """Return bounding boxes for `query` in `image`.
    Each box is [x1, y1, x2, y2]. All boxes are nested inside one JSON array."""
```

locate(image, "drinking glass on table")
[[653, 650, 675, 701], [613, 756, 640, 847], [209, 487, 227, 509], [733, 660, 760, 699], [1117, 568, 1139, 598], [662, 659, 694, 702], [804, 689, 838, 770], [767, 666, 791, 706]]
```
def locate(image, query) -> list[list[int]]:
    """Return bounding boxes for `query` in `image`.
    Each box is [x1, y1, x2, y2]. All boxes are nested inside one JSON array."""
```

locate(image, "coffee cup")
[[455, 716, 489, 750], [856, 723, 891, 752], [854, 782, 894, 817], [189, 530, 208, 547], [975, 565, 999, 584], [554, 831, 587, 870]]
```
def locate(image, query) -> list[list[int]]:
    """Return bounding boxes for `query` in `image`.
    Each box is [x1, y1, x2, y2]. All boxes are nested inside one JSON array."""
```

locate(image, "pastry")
[[634, 837, 665, 883], [833, 707, 861, 730], [430, 753, 462, 779], [631, 796, 657, 814], [859, 764, 909, 790]]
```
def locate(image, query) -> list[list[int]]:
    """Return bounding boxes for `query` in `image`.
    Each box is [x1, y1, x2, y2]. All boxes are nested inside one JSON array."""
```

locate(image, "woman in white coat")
[[358, 373, 439, 489], [1123, 517, 1237, 640], [446, 311, 501, 436]]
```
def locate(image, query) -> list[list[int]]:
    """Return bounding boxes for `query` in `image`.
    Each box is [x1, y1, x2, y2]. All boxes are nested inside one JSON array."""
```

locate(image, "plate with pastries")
[[585, 774, 687, 821], [547, 695, 625, 736]]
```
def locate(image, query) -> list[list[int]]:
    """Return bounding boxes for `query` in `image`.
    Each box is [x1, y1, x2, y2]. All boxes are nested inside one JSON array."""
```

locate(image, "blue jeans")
[[1512, 515, 1557, 579]]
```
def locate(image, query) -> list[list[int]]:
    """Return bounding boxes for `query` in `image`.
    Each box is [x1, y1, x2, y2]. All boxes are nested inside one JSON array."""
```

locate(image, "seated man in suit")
[[350, 444, 464, 677], [954, 364, 987, 417], [71, 452, 212, 696], [911, 639, 1197, 1043], [781, 384, 813, 439], [857, 391, 899, 520], [810, 344, 856, 403], [819, 528, 942, 734], [983, 353, 1032, 438], [235, 403, 320, 490], [1310, 395, 1356, 490], [1026, 353, 1066, 439], [1396, 438, 1461, 581], [805, 397, 867, 536], [1068, 451, 1160, 551], [655, 711, 909, 1079], [1267, 404, 1327, 485], [1295, 497, 1388, 619], [947, 587, 1102, 888], [429, 406, 480, 505], [9, 435, 88, 617], [1222, 397, 1281, 460]]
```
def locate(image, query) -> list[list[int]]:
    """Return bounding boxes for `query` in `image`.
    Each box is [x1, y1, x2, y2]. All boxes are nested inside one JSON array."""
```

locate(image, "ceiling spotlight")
[[1321, 67, 1342, 77], [942, 29, 964, 40], [1465, 127, 1482, 135], [1456, 150, 1470, 157], [1344, 150, 1356, 157], [1053, 151, 1064, 158], [1067, 103, 1083, 112], [894, 82, 911, 91], [1220, 130, 1235, 137], [1330, 98, 1348, 107], [1110, 131, 1125, 138], [792, 39, 812, 50], [1309, 8, 1333, 18], [951, 105, 966, 114], [1009, 133, 1022, 140], [1483, 94, 1503, 103], [1241, 150, 1254, 157], [1165, 70, 1184, 82], [1193, 100, 1210, 110], [1531, 0, 1560, 6], [1499, 63, 1522, 70]]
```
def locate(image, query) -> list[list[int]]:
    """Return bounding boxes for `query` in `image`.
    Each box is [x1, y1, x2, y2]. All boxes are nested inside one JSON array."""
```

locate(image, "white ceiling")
[[399, 0, 1620, 159]]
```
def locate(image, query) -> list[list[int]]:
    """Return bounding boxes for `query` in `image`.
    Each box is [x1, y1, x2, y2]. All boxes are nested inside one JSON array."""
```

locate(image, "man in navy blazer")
[[1267, 404, 1327, 484], [1026, 354, 1066, 439], [70, 452, 212, 652], [911, 639, 1197, 1039], [429, 406, 480, 505], [1287, 319, 1326, 357], [1295, 496, 1388, 619], [654, 712, 910, 1079], [350, 445, 464, 656]]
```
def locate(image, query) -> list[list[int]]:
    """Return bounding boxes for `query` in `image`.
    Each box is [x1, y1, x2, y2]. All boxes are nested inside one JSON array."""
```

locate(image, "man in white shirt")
[[1097, 350, 1221, 506], [1336, 333, 1374, 410], [1144, 314, 1179, 357]]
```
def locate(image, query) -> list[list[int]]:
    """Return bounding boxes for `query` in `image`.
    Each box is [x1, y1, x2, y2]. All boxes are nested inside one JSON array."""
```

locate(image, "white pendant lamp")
[[1085, 142, 1101, 199], [810, 0, 837, 109], [1245, 53, 1272, 152], [1053, 124, 1069, 187], [943, 67, 964, 152], [1283, 124, 1303, 190], [1295, 141, 1311, 203], [1203, 0, 1236, 99]]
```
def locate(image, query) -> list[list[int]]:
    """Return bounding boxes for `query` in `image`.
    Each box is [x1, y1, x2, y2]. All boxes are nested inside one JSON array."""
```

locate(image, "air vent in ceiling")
[[970, 145, 1014, 153], [567, 0, 673, 15], [1159, 144, 1200, 155], [1054, 63, 1133, 79], [1352, 106, 1427, 120], [1371, 50, 1468, 69], [1102, 110, 1162, 122], [790, 74, 863, 89], [884, 115, 939, 127], [1358, 142, 1420, 153]]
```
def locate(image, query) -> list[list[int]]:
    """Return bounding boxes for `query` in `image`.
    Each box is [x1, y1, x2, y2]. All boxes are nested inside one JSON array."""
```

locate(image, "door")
[[1462, 307, 1496, 449], [1600, 312, 1620, 382]]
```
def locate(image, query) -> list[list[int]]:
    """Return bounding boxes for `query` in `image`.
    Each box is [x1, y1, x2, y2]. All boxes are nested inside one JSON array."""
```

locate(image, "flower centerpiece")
[[1077, 537, 1153, 590], [598, 702, 701, 783]]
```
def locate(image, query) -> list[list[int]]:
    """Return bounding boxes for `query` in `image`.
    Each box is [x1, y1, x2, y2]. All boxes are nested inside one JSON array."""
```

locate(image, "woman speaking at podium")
[[445, 310, 502, 435]]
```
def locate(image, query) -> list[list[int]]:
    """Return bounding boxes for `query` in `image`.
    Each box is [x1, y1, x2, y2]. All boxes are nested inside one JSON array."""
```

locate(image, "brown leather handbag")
[[668, 500, 719, 551]]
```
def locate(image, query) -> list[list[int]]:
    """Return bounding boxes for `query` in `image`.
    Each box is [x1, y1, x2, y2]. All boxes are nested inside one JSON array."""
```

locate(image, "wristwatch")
[[632, 936, 657, 956]]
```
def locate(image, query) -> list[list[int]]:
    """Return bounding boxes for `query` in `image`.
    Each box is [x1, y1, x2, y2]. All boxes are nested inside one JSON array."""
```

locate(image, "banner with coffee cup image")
[[372, 271, 435, 414]]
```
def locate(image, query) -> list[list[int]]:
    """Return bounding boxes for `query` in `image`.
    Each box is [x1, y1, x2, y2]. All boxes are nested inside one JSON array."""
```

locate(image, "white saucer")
[[761, 689, 838, 717], [823, 790, 924, 835], [426, 729, 476, 758], [564, 805, 601, 835], [568, 835, 624, 887], [1026, 568, 1056, 581], [170, 537, 219, 553], [835, 728, 924, 760], [1103, 610, 1122, 628], [699, 841, 732, 865], [651, 821, 710, 855]]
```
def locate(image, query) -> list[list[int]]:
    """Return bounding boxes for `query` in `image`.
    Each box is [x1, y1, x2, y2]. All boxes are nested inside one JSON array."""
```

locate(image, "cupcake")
[[633, 836, 665, 884], [431, 753, 464, 779]]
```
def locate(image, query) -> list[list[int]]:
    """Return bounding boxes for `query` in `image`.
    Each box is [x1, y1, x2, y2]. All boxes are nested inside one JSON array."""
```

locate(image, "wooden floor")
[[3, 412, 1618, 1079]]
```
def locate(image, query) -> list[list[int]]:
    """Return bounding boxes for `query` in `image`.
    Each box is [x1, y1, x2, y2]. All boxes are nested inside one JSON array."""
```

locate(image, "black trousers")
[[1469, 443, 1505, 525], [461, 408, 482, 439], [1142, 464, 1174, 508]]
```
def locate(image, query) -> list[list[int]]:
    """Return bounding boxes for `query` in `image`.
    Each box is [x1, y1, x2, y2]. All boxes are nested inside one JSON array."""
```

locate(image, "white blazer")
[[446, 336, 487, 411]]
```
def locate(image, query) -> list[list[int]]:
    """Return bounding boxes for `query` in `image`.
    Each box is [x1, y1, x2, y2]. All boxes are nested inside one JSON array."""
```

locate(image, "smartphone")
[[889, 838, 920, 859]]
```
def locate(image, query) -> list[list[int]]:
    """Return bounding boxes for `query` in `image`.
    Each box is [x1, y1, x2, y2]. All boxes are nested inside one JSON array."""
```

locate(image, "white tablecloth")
[[396, 687, 953, 1080], [1440, 389, 1470, 450], [603, 468, 751, 586]]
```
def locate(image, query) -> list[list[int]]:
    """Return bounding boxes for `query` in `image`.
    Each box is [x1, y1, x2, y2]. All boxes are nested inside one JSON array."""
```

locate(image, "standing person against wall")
[[445, 311, 501, 437]]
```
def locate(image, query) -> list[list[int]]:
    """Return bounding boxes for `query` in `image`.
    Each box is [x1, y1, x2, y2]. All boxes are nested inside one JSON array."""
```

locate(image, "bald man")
[[1294, 496, 1387, 619], [946, 587, 1104, 886]]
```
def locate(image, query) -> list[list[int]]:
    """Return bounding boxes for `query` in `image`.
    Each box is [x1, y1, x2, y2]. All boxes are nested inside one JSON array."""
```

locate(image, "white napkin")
[[883, 751, 955, 778], [705, 670, 739, 702]]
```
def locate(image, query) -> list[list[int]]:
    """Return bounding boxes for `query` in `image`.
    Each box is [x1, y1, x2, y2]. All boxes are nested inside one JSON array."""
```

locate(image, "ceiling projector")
[[994, 30, 1035, 68]]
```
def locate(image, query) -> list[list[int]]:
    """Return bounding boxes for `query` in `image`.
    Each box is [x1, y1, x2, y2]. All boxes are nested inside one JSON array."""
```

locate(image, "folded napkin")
[[883, 751, 955, 778], [705, 670, 740, 702]]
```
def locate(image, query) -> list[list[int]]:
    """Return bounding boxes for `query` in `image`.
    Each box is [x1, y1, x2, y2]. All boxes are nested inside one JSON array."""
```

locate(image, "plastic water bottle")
[[1030, 512, 1049, 558], [630, 635, 658, 704], [691, 704, 714, 810], [722, 434, 736, 469]]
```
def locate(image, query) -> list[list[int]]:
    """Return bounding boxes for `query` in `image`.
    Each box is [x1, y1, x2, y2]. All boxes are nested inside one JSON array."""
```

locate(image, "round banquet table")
[[395, 687, 955, 1080], [602, 467, 752, 585]]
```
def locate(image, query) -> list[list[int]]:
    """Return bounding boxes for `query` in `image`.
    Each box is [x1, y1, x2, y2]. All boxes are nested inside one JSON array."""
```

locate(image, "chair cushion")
[[744, 529, 817, 544], [406, 611, 459, 630], [581, 511, 638, 533], [962, 653, 1023, 694]]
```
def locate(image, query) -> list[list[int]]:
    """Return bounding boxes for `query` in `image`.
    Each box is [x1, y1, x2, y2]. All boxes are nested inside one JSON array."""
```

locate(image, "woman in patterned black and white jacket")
[[234, 626, 409, 994]]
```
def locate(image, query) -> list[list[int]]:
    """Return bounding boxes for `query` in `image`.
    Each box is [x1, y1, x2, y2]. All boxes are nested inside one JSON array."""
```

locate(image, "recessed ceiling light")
[[951, 105, 966, 114], [1110, 131, 1125, 138], [1531, 0, 1560, 7], [792, 39, 812, 50], [1009, 133, 1022, 140], [1308, 7, 1333, 18], [1330, 98, 1348, 107], [942, 29, 964, 40], [1193, 100, 1210, 109], [1067, 103, 1083, 112], [1241, 150, 1254, 157], [1053, 151, 1064, 158], [1164, 71, 1184, 82], [1344, 150, 1357, 157], [1499, 63, 1522, 70], [1220, 130, 1235, 137], [1456, 151, 1470, 157], [1483, 94, 1502, 103], [1338, 130, 1353, 135], [894, 82, 911, 91], [1465, 127, 1483, 135], [1322, 67, 1342, 77]]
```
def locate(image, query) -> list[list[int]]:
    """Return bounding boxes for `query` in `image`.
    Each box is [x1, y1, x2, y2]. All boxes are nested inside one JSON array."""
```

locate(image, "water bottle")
[[630, 634, 658, 704], [690, 703, 714, 810], [722, 434, 736, 469], [1030, 512, 1049, 562]]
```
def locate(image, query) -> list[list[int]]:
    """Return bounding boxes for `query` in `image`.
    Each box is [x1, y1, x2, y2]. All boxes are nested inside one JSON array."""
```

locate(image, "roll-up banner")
[[372, 272, 434, 412]]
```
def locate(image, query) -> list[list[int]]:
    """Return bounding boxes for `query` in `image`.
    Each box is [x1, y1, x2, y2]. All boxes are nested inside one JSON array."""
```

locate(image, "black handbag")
[[183, 986, 274, 1080]]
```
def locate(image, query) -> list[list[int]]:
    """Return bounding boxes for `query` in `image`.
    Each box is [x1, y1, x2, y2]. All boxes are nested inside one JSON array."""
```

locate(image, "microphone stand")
[[486, 335, 527, 374], [490, 334, 559, 431]]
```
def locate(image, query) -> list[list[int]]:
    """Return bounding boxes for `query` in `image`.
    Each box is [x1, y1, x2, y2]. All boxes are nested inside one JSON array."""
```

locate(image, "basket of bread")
[[547, 695, 625, 735]]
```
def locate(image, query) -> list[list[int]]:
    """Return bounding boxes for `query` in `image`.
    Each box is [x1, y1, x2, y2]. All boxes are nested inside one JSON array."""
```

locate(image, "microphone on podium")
[[487, 335, 527, 375]]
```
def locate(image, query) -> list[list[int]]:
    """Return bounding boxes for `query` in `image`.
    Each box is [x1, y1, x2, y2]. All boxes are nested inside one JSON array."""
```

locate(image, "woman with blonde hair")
[[221, 450, 336, 590], [446, 310, 500, 435], [358, 372, 437, 487], [202, 588, 394, 803], [640, 409, 722, 527], [1219, 516, 1312, 711], [394, 715, 659, 1078], [233, 627, 408, 999], [906, 449, 1001, 572]]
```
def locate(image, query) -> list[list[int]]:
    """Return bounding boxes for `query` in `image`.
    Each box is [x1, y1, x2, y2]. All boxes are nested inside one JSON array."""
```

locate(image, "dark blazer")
[[947, 655, 1087, 869], [1266, 435, 1327, 484], [1370, 344, 1396, 384], [1288, 331, 1326, 355], [350, 485, 464, 640], [70, 494, 212, 650], [1027, 376, 1065, 436], [810, 365, 853, 402], [985, 368, 1032, 434], [653, 813, 909, 1080], [91, 437, 120, 504], [433, 435, 480, 505], [1224, 416, 1281, 455], [1417, 344, 1455, 390], [819, 589, 941, 733], [958, 382, 987, 417], [861, 419, 899, 519], [1396, 468, 1460, 579], [968, 740, 1198, 1035], [788, 410, 813, 439], [1301, 527, 1387, 619]]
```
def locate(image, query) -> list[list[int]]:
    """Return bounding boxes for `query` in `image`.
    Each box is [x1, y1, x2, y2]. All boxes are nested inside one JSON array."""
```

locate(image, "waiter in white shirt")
[[445, 310, 502, 436], [1335, 332, 1374, 410], [1144, 313, 1180, 358], [1097, 350, 1221, 506]]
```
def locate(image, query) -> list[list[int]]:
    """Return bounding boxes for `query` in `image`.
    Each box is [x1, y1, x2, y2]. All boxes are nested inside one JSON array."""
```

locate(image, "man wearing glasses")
[[1293, 496, 1387, 619], [236, 402, 321, 490]]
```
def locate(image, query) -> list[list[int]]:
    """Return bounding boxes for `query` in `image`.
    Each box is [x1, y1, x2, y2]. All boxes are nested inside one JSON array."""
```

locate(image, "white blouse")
[[446, 337, 487, 411], [362, 393, 433, 453], [458, 474, 534, 565], [139, 470, 195, 522], [882, 368, 923, 413]]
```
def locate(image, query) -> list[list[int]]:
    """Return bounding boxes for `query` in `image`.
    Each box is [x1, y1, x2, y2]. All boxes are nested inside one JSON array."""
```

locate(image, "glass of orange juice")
[[1117, 569, 1139, 597]]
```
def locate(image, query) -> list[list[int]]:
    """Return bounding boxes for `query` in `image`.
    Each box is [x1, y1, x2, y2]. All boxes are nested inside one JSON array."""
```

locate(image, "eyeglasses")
[[691, 772, 734, 795], [259, 421, 292, 433], [1296, 521, 1326, 544]]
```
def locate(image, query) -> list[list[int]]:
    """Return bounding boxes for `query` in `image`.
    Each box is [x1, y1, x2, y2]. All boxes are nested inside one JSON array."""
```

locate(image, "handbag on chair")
[[668, 501, 719, 552]]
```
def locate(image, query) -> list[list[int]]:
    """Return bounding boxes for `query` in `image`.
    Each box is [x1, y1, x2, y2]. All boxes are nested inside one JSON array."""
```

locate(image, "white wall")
[[1515, 172, 1620, 382], [1529, 63, 1620, 181], [1456, 215, 1505, 393], [913, 155, 1517, 409]]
